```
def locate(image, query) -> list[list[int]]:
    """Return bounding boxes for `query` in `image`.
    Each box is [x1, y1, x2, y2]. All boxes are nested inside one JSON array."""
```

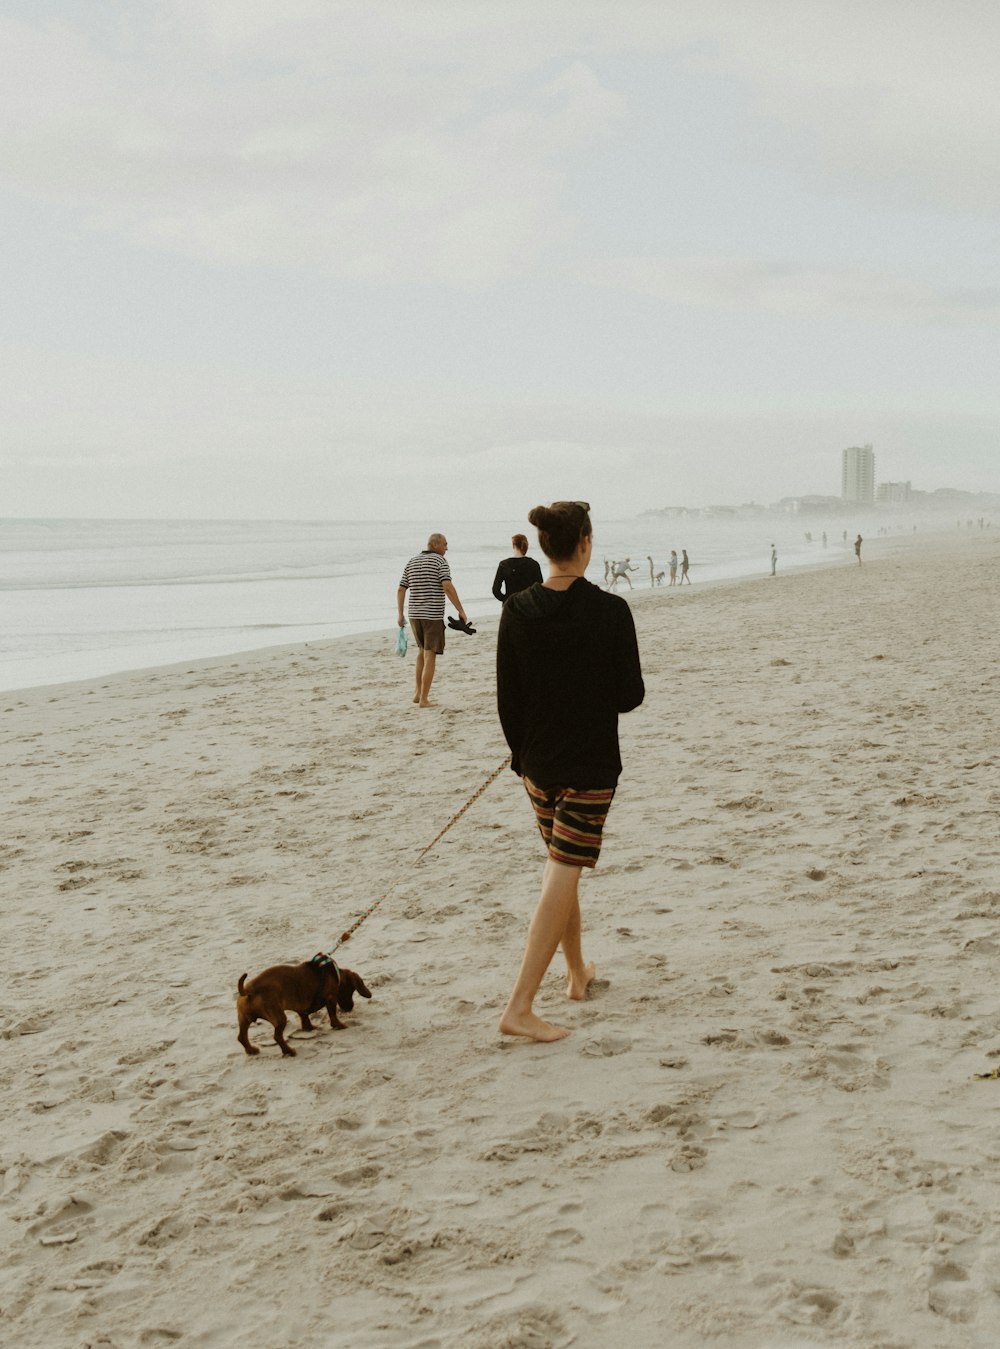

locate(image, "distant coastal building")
[[775, 494, 842, 514], [842, 444, 875, 503], [643, 482, 996, 521], [876, 480, 912, 504]]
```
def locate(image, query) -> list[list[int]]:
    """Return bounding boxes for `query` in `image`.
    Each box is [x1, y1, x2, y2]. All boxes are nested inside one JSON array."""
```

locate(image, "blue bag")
[[395, 624, 408, 657]]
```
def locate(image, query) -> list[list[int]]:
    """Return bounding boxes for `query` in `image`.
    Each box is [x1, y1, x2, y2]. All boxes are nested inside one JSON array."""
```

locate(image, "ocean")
[[0, 515, 871, 693]]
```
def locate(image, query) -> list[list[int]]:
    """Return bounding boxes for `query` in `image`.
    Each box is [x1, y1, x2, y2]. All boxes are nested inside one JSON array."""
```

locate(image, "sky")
[[2, 0, 999, 521]]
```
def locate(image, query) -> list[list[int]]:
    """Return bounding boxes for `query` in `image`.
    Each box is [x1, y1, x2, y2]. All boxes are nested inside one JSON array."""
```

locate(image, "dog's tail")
[[237, 972, 248, 995]]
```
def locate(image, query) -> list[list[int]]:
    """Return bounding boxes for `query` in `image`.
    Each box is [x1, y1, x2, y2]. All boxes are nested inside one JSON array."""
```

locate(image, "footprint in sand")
[[136, 1212, 192, 1250], [928, 1259, 974, 1322], [670, 1145, 707, 1172], [76, 1130, 130, 1167], [580, 1032, 633, 1057], [334, 1163, 381, 1187], [27, 1195, 95, 1245], [2, 1015, 49, 1040], [778, 1286, 843, 1327]]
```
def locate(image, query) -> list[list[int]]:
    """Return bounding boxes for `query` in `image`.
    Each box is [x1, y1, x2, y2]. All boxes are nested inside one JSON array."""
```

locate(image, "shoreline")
[[1, 524, 925, 702], [5, 527, 1000, 1346]]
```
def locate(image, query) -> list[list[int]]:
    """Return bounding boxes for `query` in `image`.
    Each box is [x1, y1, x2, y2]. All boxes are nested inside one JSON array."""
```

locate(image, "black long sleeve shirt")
[[496, 578, 644, 788], [492, 555, 543, 602]]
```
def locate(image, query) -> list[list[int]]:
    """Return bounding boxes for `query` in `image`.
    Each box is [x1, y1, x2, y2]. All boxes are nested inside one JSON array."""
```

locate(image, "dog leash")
[[329, 753, 513, 953]]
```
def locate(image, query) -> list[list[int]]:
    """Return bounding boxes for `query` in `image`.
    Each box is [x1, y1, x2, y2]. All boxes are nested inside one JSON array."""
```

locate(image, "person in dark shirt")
[[496, 500, 644, 1042], [492, 534, 543, 602]]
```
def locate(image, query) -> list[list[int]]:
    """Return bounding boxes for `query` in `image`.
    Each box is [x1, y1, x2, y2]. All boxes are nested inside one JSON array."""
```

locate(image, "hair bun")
[[528, 501, 591, 563]]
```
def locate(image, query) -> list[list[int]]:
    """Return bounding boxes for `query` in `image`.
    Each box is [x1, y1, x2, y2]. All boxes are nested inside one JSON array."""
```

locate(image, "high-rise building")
[[876, 480, 912, 504], [842, 444, 875, 503]]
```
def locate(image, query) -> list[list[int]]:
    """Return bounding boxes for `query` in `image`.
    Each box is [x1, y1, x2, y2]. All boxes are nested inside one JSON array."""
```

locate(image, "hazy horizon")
[[3, 3, 1000, 521], [4, 487, 997, 527]]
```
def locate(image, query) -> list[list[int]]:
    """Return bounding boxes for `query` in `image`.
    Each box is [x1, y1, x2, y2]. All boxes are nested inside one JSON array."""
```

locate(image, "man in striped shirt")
[[397, 533, 470, 707]]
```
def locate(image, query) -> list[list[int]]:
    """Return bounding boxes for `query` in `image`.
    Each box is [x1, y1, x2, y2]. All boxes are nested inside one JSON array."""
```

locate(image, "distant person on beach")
[[496, 500, 644, 1042], [492, 534, 543, 604], [770, 544, 777, 576], [609, 558, 638, 590], [668, 550, 678, 585], [397, 533, 470, 708], [855, 534, 863, 565], [680, 549, 690, 584]]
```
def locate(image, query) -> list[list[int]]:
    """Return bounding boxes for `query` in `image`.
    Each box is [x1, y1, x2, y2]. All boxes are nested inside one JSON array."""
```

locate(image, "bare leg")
[[560, 894, 596, 1000], [417, 650, 437, 707], [499, 857, 585, 1042], [413, 648, 424, 703], [413, 648, 437, 706]]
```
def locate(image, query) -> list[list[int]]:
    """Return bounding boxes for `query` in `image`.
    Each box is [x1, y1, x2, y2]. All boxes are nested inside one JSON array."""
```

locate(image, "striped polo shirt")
[[399, 550, 451, 620]]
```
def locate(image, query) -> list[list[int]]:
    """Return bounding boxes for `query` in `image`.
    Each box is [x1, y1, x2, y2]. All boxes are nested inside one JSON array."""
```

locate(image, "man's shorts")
[[409, 618, 446, 654], [524, 778, 616, 869]]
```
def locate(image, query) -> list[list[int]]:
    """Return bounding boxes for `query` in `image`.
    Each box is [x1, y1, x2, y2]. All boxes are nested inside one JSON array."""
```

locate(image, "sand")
[[3, 528, 1000, 1348]]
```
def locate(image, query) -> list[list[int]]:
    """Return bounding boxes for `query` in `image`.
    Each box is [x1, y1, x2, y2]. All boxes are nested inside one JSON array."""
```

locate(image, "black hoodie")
[[496, 577, 644, 788]]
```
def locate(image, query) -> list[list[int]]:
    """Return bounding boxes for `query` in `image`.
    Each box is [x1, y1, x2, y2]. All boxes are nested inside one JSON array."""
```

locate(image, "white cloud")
[[684, 0, 1000, 214], [581, 254, 1000, 323], [0, 5, 624, 282], [3, 2, 1000, 283], [3, 1, 1000, 524]]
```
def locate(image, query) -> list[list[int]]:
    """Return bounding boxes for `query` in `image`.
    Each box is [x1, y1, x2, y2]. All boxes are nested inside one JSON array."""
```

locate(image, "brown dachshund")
[[236, 954, 371, 1057]]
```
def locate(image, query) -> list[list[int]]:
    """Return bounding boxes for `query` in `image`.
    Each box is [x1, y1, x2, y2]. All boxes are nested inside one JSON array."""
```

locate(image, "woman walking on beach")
[[496, 501, 645, 1042], [492, 533, 543, 603]]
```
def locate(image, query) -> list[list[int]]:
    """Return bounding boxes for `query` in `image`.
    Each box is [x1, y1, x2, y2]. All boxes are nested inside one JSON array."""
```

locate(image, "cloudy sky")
[[2, 0, 999, 520]]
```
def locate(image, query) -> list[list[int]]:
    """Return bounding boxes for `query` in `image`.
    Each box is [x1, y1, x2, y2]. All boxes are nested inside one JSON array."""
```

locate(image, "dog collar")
[[311, 952, 340, 979]]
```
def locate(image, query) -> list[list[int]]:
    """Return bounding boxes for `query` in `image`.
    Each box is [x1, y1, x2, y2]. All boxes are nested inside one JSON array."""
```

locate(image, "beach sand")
[[3, 528, 1000, 1348]]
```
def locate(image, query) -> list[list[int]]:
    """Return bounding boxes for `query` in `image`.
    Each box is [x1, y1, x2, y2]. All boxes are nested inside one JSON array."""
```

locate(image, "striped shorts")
[[524, 778, 616, 869]]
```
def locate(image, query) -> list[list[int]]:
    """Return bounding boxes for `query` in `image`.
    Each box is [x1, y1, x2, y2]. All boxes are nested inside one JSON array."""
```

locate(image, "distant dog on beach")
[[236, 955, 371, 1057]]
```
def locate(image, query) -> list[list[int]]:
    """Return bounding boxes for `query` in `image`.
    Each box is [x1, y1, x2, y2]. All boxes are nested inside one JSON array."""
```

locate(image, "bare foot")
[[498, 1010, 569, 1042], [418, 700, 436, 708], [412, 693, 420, 704], [567, 961, 596, 1001]]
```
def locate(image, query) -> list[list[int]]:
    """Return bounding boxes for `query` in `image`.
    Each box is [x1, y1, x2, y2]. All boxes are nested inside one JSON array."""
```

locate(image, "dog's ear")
[[337, 970, 355, 1011], [338, 969, 372, 1010]]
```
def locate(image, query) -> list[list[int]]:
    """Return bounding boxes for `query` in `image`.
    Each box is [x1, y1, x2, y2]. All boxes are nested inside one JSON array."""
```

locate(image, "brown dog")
[[236, 954, 372, 1057]]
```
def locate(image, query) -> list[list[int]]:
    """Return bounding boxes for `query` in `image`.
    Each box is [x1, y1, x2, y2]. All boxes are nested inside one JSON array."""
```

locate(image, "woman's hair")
[[527, 501, 592, 562], [511, 533, 528, 554]]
